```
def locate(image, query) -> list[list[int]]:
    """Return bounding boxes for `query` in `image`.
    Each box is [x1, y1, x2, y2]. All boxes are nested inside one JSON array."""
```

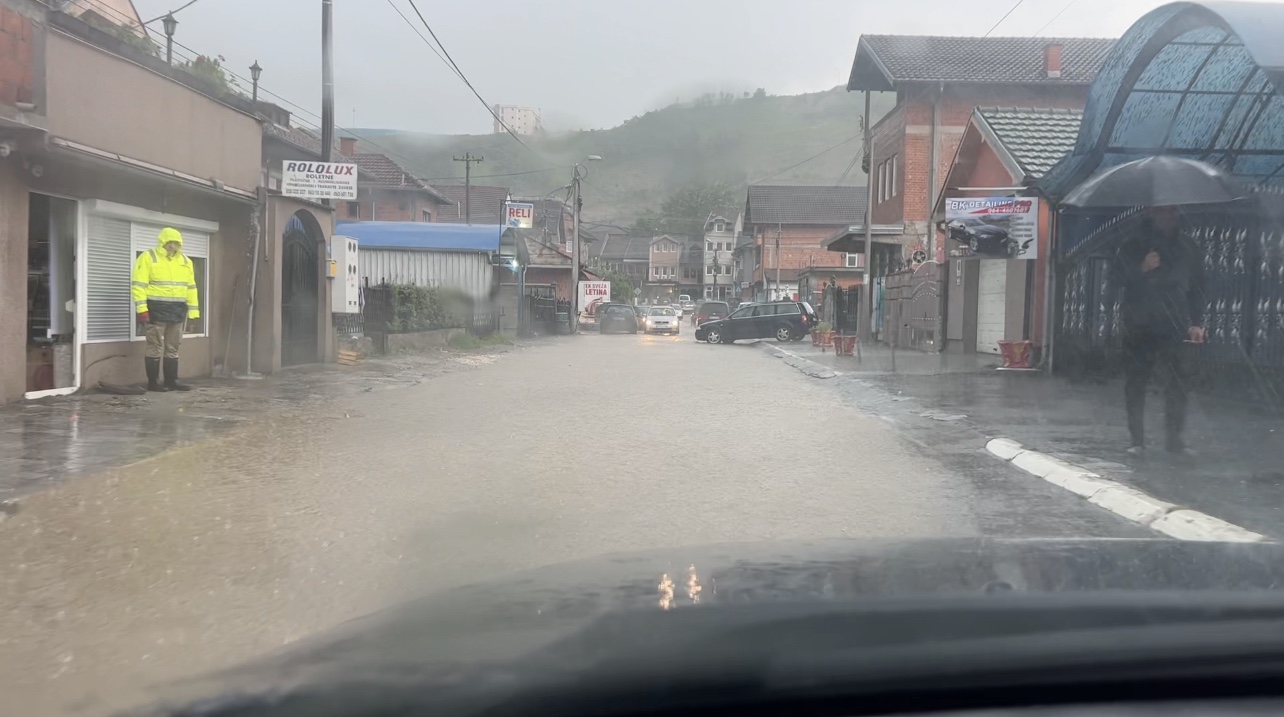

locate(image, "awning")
[[336, 221, 507, 252], [821, 224, 905, 254]]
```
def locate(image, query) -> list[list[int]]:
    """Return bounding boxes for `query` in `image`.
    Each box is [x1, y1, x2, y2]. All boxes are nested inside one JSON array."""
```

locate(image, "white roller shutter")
[[85, 215, 133, 342], [975, 260, 1007, 355]]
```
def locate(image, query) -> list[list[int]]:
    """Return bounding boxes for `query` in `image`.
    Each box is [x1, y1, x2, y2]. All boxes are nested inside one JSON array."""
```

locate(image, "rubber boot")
[[145, 357, 168, 392], [163, 358, 192, 392]]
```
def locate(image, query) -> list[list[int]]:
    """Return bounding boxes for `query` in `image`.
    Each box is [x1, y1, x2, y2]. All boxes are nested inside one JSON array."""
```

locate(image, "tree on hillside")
[[630, 182, 739, 239]]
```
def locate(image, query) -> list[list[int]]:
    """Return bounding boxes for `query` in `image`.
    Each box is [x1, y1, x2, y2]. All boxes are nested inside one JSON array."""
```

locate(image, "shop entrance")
[[26, 193, 79, 397], [281, 211, 321, 366]]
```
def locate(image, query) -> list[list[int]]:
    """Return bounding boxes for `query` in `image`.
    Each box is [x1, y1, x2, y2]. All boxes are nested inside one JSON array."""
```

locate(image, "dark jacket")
[[1109, 220, 1206, 339]]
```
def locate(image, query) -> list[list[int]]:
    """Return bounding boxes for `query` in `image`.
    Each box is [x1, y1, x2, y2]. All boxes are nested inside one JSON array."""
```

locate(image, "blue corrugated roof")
[[335, 221, 503, 252]]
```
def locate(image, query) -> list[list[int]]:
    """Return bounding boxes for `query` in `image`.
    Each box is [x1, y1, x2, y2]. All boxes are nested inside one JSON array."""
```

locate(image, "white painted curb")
[[984, 438, 1269, 543], [762, 344, 839, 379]]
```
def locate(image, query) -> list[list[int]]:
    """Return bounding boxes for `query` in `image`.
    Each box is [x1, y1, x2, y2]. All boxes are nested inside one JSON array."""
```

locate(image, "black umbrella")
[[1062, 155, 1244, 208]]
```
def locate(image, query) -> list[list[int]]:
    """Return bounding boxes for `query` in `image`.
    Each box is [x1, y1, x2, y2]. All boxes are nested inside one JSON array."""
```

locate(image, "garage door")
[[975, 260, 1007, 355]]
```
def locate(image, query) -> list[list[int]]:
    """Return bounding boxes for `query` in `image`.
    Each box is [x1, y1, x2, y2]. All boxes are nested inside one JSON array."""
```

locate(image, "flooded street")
[[0, 333, 1140, 715]]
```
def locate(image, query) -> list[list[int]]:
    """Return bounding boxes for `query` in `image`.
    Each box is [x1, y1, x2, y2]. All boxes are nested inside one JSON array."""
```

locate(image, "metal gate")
[[881, 262, 943, 351], [281, 215, 319, 366]]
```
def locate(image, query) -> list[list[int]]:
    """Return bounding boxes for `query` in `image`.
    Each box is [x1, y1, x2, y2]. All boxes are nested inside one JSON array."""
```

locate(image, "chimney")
[[1044, 44, 1063, 79], [339, 136, 358, 156]]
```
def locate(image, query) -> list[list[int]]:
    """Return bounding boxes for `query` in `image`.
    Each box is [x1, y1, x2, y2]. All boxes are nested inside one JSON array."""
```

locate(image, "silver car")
[[643, 306, 680, 335]]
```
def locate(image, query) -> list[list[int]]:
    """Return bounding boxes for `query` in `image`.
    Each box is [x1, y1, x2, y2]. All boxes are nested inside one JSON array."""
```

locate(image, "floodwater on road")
[[0, 330, 1132, 715]]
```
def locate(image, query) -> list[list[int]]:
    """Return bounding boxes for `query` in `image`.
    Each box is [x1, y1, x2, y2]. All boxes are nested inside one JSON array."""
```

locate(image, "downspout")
[[243, 187, 265, 378], [1042, 205, 1059, 372]]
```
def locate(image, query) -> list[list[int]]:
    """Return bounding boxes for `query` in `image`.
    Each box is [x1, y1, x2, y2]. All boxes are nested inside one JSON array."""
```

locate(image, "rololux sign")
[[281, 161, 359, 201], [505, 202, 535, 229], [578, 280, 610, 316]]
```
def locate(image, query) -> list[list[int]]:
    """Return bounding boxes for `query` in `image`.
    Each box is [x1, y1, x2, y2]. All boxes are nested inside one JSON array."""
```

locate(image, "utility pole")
[[775, 225, 782, 301], [571, 166, 582, 334], [861, 91, 875, 342], [320, 0, 334, 163], [453, 153, 484, 223]]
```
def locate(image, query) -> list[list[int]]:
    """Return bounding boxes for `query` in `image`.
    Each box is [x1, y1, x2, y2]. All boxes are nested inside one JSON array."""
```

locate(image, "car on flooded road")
[[696, 301, 811, 344], [694, 300, 730, 328], [642, 306, 680, 335], [597, 303, 639, 334]]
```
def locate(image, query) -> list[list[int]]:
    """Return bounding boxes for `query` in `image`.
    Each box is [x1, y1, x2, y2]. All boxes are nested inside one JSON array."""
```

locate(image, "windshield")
[[10, 2, 1284, 716]]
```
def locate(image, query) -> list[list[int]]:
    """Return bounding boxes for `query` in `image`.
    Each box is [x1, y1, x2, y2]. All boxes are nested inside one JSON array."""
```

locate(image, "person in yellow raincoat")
[[131, 227, 200, 391]]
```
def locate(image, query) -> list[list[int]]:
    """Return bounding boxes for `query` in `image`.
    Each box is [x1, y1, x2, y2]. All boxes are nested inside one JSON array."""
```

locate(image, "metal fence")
[[1056, 189, 1284, 402]]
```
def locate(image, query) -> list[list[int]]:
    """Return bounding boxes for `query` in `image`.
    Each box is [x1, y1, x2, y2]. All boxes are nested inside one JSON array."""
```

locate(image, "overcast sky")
[[125, 0, 1204, 135]]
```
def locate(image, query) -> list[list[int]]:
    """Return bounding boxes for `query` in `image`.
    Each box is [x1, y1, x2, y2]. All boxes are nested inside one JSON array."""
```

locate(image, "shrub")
[[387, 285, 470, 332]]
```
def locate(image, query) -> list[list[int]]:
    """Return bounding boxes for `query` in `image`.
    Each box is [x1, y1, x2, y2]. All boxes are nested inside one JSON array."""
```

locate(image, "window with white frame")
[[890, 154, 898, 197], [85, 211, 211, 343], [715, 221, 724, 233], [845, 253, 864, 268], [878, 161, 887, 203]]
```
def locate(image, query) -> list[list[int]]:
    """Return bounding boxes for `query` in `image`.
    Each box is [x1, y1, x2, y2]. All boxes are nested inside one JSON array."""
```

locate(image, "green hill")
[[360, 87, 896, 227]]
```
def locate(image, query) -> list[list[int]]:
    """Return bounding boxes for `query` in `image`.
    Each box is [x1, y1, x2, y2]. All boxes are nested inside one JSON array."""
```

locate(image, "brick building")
[[432, 184, 510, 224], [846, 36, 1114, 260], [334, 138, 450, 222], [742, 185, 868, 302], [936, 108, 1082, 357]]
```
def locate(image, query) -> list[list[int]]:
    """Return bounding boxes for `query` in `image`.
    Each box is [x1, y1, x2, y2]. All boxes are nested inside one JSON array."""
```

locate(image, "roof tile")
[[744, 185, 868, 226], [976, 107, 1084, 178], [851, 36, 1116, 89]]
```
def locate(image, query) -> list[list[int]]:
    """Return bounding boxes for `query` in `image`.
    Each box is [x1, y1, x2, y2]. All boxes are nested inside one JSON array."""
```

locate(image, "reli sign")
[[578, 280, 610, 316], [281, 161, 359, 201], [505, 202, 535, 229], [943, 197, 1039, 260]]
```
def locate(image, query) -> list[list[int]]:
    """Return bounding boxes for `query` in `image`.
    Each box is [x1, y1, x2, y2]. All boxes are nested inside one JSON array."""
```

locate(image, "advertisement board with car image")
[[944, 197, 1039, 260]]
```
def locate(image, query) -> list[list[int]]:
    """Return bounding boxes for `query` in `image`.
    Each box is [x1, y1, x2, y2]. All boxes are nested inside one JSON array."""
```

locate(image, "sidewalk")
[[0, 347, 517, 501], [771, 340, 1284, 540]]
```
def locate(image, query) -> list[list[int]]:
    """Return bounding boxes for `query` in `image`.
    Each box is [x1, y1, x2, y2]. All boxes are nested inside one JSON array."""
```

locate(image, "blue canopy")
[[335, 221, 503, 252]]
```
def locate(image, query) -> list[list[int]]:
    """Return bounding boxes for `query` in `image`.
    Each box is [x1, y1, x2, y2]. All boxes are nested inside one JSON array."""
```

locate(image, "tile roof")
[[521, 235, 571, 267], [263, 124, 356, 163], [744, 185, 868, 226], [351, 153, 449, 202], [431, 185, 511, 224], [848, 36, 1116, 91], [975, 107, 1084, 179], [588, 234, 653, 262]]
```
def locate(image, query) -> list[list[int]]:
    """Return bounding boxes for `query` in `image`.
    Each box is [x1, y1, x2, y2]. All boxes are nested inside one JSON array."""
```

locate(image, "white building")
[[702, 209, 741, 300], [491, 105, 542, 136]]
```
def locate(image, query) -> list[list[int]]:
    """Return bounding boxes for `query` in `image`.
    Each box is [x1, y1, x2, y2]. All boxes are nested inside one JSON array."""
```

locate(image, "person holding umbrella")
[[1064, 156, 1238, 456], [1109, 205, 1204, 455]]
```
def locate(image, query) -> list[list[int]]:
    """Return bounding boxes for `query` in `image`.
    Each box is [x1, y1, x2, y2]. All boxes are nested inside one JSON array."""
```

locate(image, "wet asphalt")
[[0, 329, 1144, 715]]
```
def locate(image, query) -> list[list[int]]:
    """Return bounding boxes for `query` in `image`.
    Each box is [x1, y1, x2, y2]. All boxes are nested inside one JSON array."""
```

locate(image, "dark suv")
[[695, 301, 814, 344], [693, 301, 730, 327]]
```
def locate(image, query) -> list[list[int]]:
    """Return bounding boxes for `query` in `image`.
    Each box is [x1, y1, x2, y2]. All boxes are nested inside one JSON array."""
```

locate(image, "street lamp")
[[570, 155, 603, 334], [249, 61, 262, 104], [162, 13, 178, 65]]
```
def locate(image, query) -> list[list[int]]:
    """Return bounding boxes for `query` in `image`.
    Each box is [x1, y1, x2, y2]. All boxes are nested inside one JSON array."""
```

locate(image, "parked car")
[[799, 301, 819, 329], [695, 301, 811, 344], [597, 303, 639, 334], [679, 295, 695, 314], [643, 306, 681, 335], [632, 305, 650, 325], [694, 301, 730, 327]]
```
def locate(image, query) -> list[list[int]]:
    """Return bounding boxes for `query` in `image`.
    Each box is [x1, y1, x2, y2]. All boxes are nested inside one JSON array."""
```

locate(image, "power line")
[[382, 0, 460, 80], [984, 0, 1029, 37], [142, 0, 203, 25], [749, 133, 864, 184], [398, 0, 555, 167], [835, 146, 864, 185], [1034, 0, 1081, 36]]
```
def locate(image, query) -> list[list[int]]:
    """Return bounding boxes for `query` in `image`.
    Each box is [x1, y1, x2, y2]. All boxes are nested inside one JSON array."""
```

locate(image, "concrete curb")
[[985, 438, 1268, 543], [760, 344, 839, 379]]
